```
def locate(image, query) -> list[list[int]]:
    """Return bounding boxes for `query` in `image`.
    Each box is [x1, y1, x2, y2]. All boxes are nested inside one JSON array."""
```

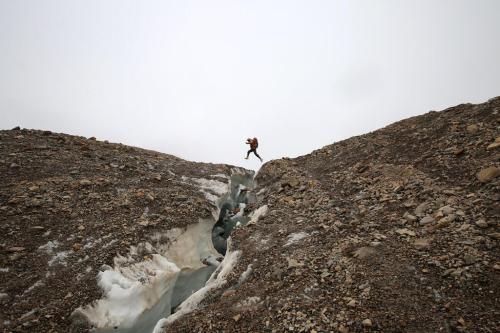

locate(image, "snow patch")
[[74, 219, 221, 330], [39, 240, 72, 266], [23, 280, 45, 295], [203, 192, 219, 204], [154, 204, 266, 331], [238, 264, 253, 284], [78, 255, 90, 263], [235, 203, 246, 218], [248, 205, 269, 225], [48, 250, 71, 266], [76, 171, 256, 332], [236, 296, 261, 309], [38, 240, 60, 254], [193, 178, 228, 194], [210, 173, 229, 179], [76, 254, 180, 329], [181, 176, 229, 204], [257, 187, 267, 196], [83, 234, 114, 250], [103, 239, 118, 249], [83, 238, 100, 250], [160, 246, 242, 327], [285, 232, 309, 246], [152, 319, 168, 333]]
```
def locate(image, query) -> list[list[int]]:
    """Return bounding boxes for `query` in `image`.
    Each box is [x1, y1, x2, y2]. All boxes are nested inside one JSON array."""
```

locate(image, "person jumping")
[[245, 137, 263, 162]]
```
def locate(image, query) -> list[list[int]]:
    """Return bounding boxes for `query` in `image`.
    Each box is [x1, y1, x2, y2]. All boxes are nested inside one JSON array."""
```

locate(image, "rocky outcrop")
[[166, 97, 499, 332], [0, 129, 257, 332], [1, 96, 499, 333]]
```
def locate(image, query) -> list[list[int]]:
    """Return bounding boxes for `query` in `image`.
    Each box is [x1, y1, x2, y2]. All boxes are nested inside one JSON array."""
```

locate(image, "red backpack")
[[251, 138, 258, 149]]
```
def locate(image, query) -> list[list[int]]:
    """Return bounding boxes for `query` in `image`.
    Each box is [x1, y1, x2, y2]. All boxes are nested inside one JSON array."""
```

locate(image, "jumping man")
[[245, 137, 263, 162]]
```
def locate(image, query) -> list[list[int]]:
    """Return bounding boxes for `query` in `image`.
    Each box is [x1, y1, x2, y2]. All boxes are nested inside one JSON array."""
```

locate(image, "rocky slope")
[[161, 97, 500, 333], [1, 97, 499, 333], [0, 129, 256, 332]]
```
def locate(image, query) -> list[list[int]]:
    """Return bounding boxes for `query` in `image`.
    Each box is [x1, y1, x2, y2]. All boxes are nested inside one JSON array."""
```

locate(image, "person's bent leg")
[[246, 150, 252, 159], [253, 150, 263, 162]]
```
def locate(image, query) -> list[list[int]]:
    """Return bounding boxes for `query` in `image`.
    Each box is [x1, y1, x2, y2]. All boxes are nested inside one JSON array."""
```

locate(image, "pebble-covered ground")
[[165, 97, 499, 332], [0, 129, 238, 332], [1, 97, 499, 333]]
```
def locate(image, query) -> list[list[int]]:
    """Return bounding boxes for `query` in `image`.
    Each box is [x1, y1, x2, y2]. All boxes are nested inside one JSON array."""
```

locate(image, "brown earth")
[[164, 97, 499, 333], [0, 129, 240, 332], [1, 97, 500, 333]]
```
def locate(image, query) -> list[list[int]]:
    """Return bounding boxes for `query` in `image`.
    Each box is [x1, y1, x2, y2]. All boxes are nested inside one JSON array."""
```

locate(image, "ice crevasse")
[[71, 170, 267, 333]]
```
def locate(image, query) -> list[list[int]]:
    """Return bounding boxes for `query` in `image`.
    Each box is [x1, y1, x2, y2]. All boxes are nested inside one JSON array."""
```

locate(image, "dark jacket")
[[247, 138, 258, 150]]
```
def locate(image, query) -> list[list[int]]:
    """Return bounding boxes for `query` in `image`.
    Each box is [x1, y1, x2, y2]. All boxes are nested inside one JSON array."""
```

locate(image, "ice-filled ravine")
[[71, 170, 265, 332]]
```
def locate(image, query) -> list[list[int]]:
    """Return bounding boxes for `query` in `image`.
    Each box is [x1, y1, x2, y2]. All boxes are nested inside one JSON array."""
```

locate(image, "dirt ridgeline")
[[0, 129, 240, 332], [165, 97, 499, 333], [1, 96, 499, 333]]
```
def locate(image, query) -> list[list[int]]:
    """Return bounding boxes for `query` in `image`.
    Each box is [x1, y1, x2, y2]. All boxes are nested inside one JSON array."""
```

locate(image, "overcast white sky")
[[1, 0, 499, 170]]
